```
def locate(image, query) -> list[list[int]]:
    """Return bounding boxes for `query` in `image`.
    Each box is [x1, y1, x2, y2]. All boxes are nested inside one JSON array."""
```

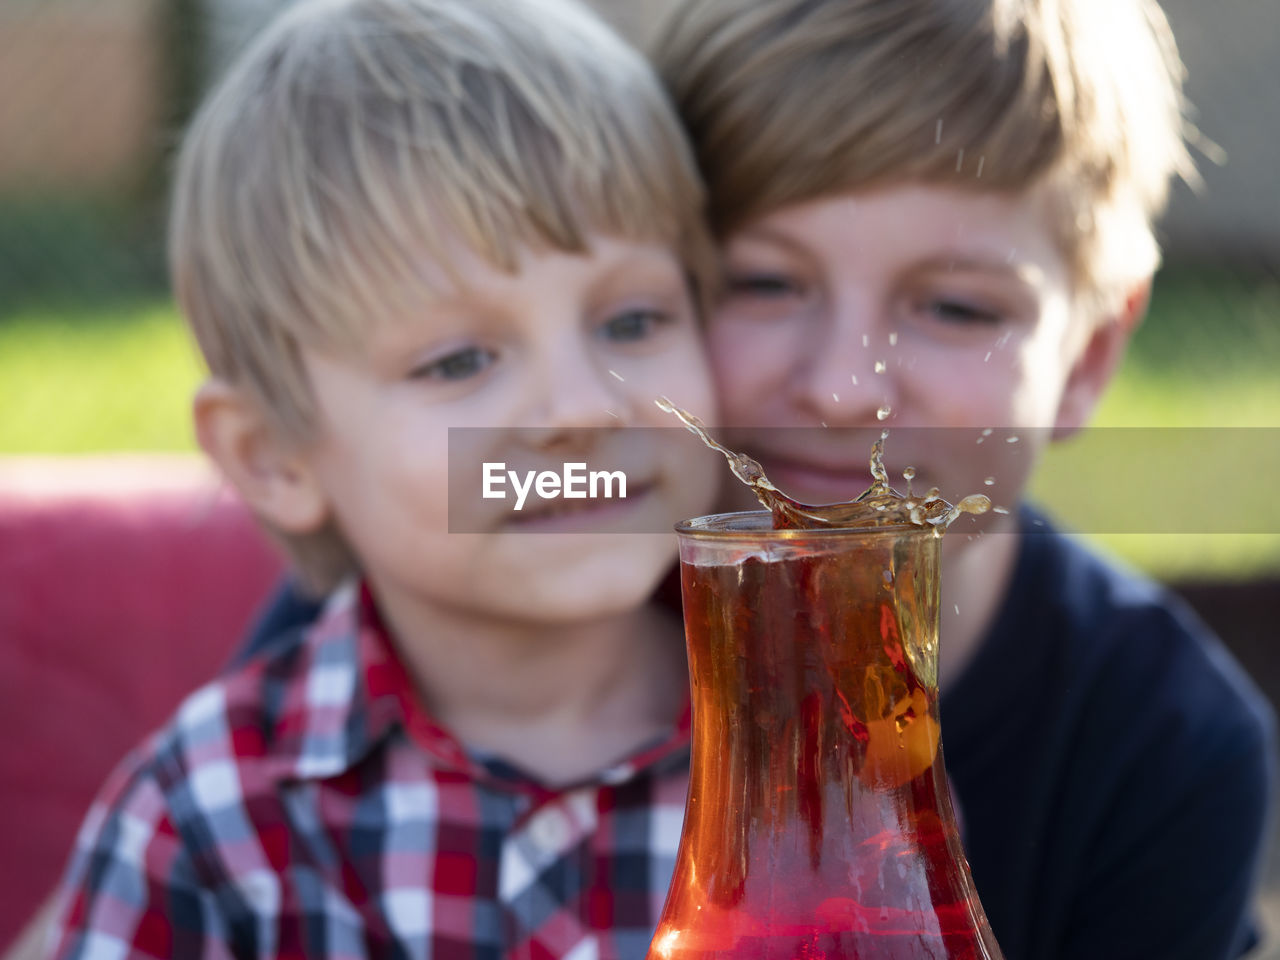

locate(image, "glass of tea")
[[647, 510, 1004, 960]]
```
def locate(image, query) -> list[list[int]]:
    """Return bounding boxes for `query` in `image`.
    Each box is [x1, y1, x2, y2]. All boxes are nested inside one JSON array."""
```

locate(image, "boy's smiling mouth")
[[738, 439, 936, 504], [738, 440, 881, 494], [502, 479, 658, 531]]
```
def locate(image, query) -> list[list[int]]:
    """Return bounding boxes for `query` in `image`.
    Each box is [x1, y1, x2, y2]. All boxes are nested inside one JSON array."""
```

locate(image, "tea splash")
[[655, 397, 991, 531], [647, 400, 1006, 959]]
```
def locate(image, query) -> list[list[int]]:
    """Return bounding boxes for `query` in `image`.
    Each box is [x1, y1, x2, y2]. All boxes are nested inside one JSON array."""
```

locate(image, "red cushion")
[[0, 456, 283, 947]]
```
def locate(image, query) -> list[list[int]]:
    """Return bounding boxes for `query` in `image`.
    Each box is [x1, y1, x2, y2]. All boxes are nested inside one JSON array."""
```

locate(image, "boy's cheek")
[[708, 317, 796, 371], [707, 340, 789, 423], [674, 450, 723, 522]]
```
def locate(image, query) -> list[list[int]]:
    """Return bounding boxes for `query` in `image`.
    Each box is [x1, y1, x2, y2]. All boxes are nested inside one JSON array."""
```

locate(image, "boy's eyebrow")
[[731, 226, 1047, 289], [728, 224, 813, 257], [912, 256, 1047, 289]]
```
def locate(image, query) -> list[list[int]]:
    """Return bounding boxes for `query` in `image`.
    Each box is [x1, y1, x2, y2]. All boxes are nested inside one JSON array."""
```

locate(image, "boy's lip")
[[754, 457, 874, 503], [500, 479, 658, 532], [747, 448, 875, 489], [746, 449, 936, 503]]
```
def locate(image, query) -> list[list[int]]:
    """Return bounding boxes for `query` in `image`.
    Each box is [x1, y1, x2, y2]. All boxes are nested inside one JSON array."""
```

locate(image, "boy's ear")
[[193, 379, 330, 534], [1052, 279, 1151, 440]]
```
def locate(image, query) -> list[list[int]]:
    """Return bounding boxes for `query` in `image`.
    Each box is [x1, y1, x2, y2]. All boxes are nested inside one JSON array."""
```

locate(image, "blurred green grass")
[[1, 269, 1277, 580], [1089, 266, 1280, 427], [0, 300, 202, 453], [1033, 268, 1280, 580]]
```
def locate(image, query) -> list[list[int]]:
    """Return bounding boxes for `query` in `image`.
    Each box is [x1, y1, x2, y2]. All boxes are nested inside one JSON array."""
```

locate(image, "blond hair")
[[170, 0, 712, 588], [654, 0, 1195, 303]]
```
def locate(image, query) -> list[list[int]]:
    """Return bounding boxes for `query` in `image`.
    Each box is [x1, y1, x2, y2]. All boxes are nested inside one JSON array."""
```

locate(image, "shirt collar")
[[268, 581, 691, 791]]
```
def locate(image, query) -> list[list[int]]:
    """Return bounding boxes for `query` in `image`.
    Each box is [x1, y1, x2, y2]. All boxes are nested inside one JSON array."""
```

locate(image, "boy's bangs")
[[259, 12, 706, 346], [660, 0, 1190, 263], [664, 0, 1061, 237], [175, 0, 709, 425], [320, 81, 702, 329]]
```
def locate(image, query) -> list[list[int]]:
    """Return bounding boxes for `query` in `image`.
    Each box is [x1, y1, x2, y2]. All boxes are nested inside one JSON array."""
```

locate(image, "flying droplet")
[[1006, 435, 1019, 444], [983, 351, 992, 362], [832, 392, 840, 403], [984, 477, 995, 486], [903, 466, 916, 481], [608, 369, 625, 381], [874, 360, 886, 374], [876, 405, 891, 421], [992, 506, 1010, 515], [604, 409, 619, 419], [850, 374, 859, 386], [954, 494, 992, 520], [888, 332, 898, 346], [862, 334, 870, 348], [954, 604, 960, 615], [982, 428, 994, 436], [955, 148, 964, 172], [976, 155, 985, 178]]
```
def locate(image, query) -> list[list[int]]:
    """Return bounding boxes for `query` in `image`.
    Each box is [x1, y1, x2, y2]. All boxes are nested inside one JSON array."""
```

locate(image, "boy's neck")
[[939, 514, 1023, 693], [371, 585, 689, 787]]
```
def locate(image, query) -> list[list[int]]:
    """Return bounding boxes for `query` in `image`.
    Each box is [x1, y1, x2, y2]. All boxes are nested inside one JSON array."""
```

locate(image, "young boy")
[[653, 0, 1276, 957], [42, 0, 721, 957]]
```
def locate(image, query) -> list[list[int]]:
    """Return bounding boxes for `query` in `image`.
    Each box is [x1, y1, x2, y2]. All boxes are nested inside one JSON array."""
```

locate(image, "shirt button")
[[528, 806, 571, 851], [599, 762, 634, 785]]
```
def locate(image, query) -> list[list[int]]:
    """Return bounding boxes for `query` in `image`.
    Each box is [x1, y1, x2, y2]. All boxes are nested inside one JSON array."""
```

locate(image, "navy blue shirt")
[[242, 507, 1276, 959], [940, 508, 1276, 959]]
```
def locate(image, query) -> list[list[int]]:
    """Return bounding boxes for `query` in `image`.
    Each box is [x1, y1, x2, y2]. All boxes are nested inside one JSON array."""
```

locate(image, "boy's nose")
[[788, 304, 897, 427], [529, 341, 628, 433]]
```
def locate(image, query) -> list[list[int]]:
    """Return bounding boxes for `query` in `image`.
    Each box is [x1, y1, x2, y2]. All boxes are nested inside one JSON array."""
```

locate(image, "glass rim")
[[674, 510, 943, 542]]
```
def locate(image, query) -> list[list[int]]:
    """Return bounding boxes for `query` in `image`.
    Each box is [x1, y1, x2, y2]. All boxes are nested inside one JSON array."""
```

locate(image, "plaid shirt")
[[47, 584, 691, 960]]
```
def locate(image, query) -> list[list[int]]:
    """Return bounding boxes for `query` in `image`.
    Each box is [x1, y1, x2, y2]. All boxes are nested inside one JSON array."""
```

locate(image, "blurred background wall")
[[0, 0, 160, 189], [1, 0, 1277, 297]]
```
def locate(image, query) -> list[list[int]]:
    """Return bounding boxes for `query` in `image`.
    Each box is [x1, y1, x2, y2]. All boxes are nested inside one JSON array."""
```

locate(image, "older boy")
[[654, 0, 1276, 957], [42, 0, 721, 957]]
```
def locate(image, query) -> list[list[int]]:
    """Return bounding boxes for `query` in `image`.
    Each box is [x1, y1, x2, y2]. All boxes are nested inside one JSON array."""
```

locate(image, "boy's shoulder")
[[176, 583, 373, 780], [90, 585, 374, 833], [47, 587, 377, 956], [995, 506, 1274, 749]]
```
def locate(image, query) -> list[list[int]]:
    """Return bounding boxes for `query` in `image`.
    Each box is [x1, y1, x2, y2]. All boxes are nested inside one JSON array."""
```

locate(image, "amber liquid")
[[653, 539, 999, 959], [649, 401, 1002, 959]]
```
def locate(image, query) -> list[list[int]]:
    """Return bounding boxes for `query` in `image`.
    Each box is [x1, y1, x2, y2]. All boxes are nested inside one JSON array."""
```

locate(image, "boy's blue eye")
[[602, 309, 669, 342], [726, 273, 804, 298], [410, 346, 496, 381], [925, 299, 1002, 325]]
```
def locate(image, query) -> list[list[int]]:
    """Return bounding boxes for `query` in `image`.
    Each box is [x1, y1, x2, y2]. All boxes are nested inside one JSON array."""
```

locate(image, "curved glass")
[[648, 512, 1003, 960]]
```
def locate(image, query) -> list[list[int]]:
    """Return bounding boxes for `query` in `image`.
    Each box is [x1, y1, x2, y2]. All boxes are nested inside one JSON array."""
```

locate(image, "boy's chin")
[[489, 533, 677, 624]]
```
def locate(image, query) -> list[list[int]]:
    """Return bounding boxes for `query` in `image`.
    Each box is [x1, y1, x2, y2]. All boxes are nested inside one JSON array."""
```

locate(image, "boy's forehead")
[[328, 230, 688, 340], [731, 184, 1071, 285], [375, 230, 683, 302]]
